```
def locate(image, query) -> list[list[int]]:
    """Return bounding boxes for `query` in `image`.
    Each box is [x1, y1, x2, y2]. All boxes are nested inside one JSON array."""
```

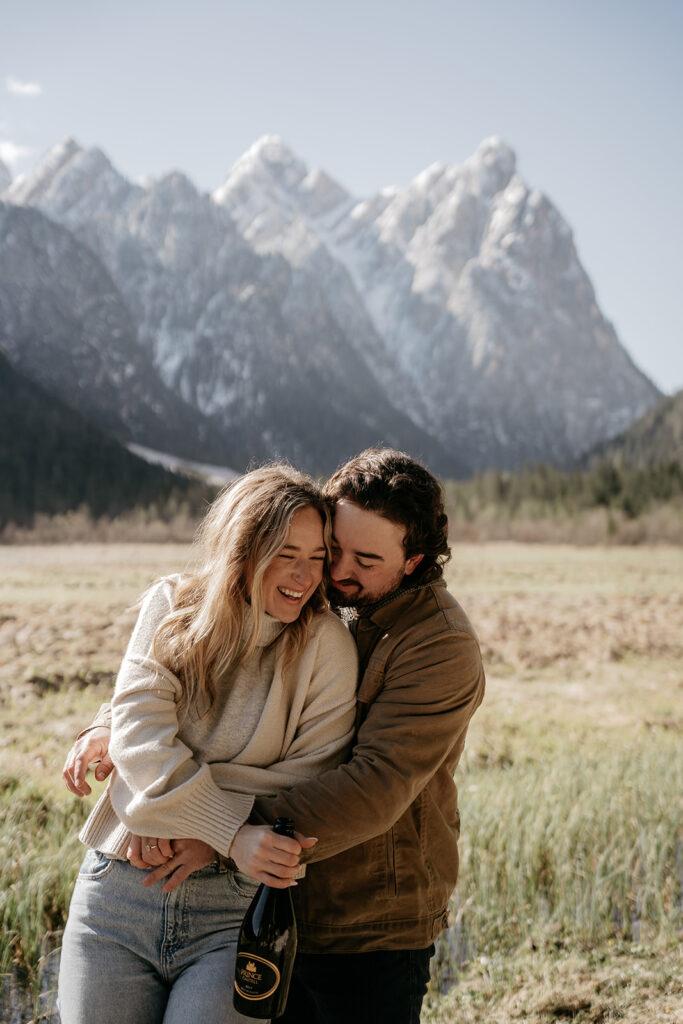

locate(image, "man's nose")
[[330, 551, 350, 580]]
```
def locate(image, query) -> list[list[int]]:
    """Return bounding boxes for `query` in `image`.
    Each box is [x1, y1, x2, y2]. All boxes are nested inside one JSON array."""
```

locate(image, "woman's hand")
[[62, 727, 114, 796], [229, 824, 317, 888], [127, 834, 174, 869], [140, 838, 217, 893]]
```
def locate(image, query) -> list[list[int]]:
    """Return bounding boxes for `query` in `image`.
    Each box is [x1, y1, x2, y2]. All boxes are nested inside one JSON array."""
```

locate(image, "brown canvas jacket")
[[254, 576, 485, 952]]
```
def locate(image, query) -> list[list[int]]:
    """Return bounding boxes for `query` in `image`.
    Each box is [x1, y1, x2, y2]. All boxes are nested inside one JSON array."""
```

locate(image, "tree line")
[[0, 349, 213, 530], [443, 459, 683, 523]]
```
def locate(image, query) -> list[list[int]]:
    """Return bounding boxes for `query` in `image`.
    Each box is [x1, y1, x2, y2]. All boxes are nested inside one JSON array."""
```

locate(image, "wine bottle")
[[233, 817, 298, 1019]]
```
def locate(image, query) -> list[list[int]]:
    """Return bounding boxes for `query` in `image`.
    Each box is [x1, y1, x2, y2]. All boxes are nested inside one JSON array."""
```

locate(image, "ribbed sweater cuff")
[[166, 785, 256, 858], [80, 786, 256, 860], [78, 791, 132, 857]]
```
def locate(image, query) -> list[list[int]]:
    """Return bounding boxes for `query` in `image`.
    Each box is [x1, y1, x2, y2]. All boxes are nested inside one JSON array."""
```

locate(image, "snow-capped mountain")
[[2, 136, 660, 474], [4, 139, 455, 473], [214, 135, 659, 470]]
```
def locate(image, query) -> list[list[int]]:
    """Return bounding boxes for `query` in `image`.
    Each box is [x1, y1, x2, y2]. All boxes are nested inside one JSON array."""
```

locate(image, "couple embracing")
[[59, 448, 485, 1024]]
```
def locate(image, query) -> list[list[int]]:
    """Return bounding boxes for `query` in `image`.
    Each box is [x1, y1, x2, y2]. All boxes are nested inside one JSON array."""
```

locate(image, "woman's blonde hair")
[[154, 464, 331, 713]]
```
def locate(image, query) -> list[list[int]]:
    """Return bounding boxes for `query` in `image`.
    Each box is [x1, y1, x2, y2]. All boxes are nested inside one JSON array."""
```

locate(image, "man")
[[64, 449, 485, 1024]]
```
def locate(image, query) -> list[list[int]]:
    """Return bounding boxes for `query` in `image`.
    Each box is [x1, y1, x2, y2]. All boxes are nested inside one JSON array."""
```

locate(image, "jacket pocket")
[[377, 827, 397, 901], [356, 663, 385, 705]]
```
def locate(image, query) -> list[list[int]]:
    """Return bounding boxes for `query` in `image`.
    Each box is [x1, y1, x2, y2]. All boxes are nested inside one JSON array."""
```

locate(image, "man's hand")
[[229, 824, 317, 889], [62, 727, 114, 796], [141, 838, 217, 893]]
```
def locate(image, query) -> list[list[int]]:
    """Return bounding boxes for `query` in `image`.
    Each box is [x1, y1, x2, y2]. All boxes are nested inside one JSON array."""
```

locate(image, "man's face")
[[328, 499, 423, 609]]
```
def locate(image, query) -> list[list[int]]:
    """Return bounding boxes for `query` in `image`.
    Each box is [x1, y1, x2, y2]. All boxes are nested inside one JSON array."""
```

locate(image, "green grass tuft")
[[432, 736, 682, 996], [0, 772, 89, 979]]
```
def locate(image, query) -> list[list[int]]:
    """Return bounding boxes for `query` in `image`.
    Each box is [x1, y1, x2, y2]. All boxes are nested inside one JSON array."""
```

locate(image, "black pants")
[[274, 945, 434, 1024]]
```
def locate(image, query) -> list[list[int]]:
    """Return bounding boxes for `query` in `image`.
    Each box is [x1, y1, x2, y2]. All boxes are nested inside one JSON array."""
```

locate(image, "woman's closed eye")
[[278, 554, 325, 562], [280, 557, 327, 565]]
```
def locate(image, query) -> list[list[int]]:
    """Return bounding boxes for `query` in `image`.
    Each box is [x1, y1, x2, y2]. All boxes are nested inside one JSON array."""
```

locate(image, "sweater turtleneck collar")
[[245, 604, 288, 648]]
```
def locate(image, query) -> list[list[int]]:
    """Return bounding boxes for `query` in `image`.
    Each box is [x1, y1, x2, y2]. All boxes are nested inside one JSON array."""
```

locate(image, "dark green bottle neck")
[[272, 817, 295, 838]]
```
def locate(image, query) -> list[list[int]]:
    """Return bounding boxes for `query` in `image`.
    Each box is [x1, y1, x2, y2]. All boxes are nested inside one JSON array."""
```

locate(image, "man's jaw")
[[329, 565, 410, 611], [329, 580, 385, 611], [328, 579, 362, 608]]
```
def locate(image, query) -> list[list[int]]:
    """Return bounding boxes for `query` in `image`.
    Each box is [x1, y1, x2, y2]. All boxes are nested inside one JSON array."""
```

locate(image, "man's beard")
[[328, 565, 407, 610]]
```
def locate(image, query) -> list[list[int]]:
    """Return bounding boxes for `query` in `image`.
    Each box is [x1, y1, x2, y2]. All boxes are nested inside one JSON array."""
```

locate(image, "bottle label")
[[234, 953, 281, 1000]]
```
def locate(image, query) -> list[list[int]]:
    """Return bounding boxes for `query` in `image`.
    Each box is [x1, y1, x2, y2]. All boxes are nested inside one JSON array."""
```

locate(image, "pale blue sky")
[[3, 0, 681, 394]]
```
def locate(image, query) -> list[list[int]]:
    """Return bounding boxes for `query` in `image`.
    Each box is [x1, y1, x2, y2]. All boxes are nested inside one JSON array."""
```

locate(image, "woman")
[[58, 465, 358, 1024]]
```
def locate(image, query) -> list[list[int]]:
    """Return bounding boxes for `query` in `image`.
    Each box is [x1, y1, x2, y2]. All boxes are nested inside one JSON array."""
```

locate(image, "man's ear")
[[404, 553, 424, 577]]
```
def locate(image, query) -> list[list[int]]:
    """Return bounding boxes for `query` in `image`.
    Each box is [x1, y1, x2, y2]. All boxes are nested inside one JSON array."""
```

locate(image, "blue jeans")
[[274, 945, 435, 1024], [57, 849, 261, 1024]]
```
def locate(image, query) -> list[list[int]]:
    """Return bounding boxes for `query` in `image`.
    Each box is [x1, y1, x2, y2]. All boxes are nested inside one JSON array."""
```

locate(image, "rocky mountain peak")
[[299, 166, 350, 216], [6, 139, 133, 223], [215, 134, 309, 202], [362, 140, 516, 259], [5, 136, 82, 204], [248, 133, 304, 167], [465, 135, 517, 196], [153, 169, 202, 204], [214, 135, 350, 224], [409, 161, 449, 195], [479, 176, 577, 287]]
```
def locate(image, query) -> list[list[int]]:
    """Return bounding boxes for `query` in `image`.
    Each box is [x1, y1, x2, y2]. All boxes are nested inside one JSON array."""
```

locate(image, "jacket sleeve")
[[253, 627, 484, 861], [106, 583, 254, 857]]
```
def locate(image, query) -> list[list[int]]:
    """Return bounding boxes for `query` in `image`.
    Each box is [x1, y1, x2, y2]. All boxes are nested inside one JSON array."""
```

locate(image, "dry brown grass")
[[1, 540, 680, 794], [0, 543, 191, 684], [445, 544, 683, 757], [0, 542, 681, 1022], [0, 544, 192, 794], [0, 508, 200, 545]]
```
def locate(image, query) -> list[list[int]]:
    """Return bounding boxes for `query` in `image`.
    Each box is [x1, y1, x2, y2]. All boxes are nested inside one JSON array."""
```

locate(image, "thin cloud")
[[6, 76, 43, 97], [0, 140, 32, 167]]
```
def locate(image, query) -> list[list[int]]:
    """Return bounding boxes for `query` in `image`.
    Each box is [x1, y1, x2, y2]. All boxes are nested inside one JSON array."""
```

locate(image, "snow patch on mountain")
[[0, 158, 11, 194]]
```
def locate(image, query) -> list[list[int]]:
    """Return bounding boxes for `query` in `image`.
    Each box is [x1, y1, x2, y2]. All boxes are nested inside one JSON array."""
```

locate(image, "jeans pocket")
[[77, 848, 115, 880], [228, 870, 260, 900]]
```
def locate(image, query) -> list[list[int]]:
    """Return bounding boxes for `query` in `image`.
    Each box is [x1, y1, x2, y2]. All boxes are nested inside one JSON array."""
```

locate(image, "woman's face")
[[262, 505, 326, 622]]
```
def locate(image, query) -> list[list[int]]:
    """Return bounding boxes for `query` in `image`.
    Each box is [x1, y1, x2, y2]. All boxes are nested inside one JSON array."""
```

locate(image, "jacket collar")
[[355, 574, 446, 630]]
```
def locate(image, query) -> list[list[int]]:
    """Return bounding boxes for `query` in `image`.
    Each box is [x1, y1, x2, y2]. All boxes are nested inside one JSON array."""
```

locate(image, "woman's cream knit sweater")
[[80, 578, 358, 859]]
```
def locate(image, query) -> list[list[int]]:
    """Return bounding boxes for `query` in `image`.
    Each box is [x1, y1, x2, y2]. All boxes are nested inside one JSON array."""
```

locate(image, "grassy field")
[[0, 542, 681, 1022]]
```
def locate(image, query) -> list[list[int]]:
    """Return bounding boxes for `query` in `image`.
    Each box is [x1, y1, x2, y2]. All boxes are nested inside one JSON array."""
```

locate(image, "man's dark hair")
[[324, 448, 451, 581]]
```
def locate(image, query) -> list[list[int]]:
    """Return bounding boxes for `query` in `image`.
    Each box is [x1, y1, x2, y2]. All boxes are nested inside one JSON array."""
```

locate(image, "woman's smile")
[[262, 506, 326, 621]]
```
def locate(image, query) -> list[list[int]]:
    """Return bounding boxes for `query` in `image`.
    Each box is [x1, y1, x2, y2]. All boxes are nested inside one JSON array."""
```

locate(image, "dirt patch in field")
[[0, 543, 190, 696], [423, 944, 683, 1024], [460, 591, 683, 671]]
